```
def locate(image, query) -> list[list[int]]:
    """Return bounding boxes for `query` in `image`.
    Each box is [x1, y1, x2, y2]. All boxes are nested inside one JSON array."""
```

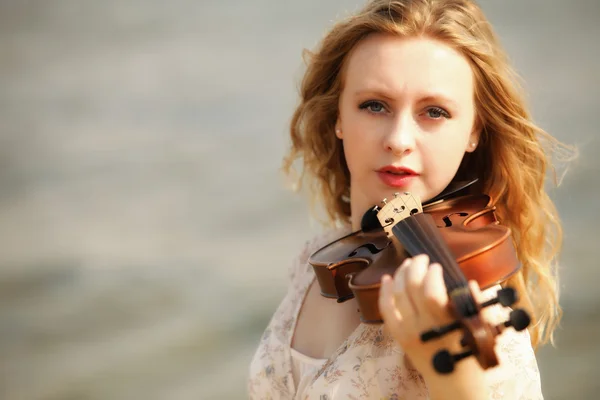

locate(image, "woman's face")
[[336, 34, 479, 229]]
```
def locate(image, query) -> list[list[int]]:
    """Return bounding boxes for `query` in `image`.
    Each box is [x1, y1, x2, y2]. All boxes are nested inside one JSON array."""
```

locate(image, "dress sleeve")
[[479, 285, 544, 400]]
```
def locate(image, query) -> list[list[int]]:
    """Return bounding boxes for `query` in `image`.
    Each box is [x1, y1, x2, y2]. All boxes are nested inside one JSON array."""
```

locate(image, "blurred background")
[[0, 0, 598, 399]]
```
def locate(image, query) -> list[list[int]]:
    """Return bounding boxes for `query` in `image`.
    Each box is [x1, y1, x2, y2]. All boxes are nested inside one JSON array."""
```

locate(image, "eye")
[[425, 106, 451, 119], [359, 100, 388, 114]]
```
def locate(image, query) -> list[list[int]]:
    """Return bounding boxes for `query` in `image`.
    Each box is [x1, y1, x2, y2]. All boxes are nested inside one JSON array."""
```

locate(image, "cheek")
[[341, 121, 379, 173], [342, 135, 369, 175], [423, 136, 467, 177]]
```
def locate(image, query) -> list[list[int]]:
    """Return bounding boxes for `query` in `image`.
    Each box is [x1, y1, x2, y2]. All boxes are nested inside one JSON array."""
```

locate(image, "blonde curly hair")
[[282, 0, 576, 348]]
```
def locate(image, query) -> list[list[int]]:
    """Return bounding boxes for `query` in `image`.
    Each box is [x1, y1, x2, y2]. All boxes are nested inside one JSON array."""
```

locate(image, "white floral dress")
[[248, 228, 544, 399]]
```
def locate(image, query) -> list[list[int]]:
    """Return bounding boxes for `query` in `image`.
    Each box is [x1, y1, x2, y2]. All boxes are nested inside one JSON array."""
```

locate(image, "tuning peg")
[[394, 192, 399, 198], [497, 309, 531, 332], [480, 287, 519, 308], [432, 349, 474, 374], [421, 321, 461, 342], [381, 198, 388, 205]]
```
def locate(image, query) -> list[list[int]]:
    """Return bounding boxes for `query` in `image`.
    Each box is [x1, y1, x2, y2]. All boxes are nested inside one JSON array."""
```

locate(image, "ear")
[[335, 120, 343, 139], [466, 121, 481, 153], [466, 135, 479, 153]]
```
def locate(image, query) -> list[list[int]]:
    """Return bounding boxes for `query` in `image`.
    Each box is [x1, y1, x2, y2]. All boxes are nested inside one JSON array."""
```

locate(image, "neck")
[[349, 186, 376, 232], [350, 201, 365, 232]]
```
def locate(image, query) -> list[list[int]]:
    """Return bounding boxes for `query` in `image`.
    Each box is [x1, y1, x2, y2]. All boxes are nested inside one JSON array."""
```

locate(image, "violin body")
[[309, 193, 520, 323]]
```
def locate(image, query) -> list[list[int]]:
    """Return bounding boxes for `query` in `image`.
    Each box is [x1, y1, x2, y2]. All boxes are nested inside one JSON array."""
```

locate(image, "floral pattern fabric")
[[248, 228, 544, 399]]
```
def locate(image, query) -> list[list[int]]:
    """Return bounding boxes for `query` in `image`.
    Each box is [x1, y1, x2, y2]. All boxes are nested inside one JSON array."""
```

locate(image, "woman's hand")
[[378, 254, 489, 400]]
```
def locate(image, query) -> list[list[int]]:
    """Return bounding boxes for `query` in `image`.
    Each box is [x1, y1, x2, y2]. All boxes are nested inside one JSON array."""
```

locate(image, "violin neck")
[[391, 213, 475, 314]]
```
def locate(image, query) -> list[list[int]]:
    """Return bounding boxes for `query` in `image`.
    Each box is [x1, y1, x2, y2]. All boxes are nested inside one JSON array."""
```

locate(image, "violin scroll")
[[421, 286, 532, 374]]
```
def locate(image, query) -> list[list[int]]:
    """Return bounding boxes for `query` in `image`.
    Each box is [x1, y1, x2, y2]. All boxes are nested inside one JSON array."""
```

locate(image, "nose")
[[383, 115, 416, 156]]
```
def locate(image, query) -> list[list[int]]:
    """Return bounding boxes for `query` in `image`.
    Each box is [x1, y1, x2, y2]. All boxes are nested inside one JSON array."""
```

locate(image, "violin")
[[308, 180, 531, 373]]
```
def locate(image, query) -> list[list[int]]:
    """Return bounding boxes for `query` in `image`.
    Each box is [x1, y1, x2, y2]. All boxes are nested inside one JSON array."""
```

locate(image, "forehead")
[[342, 33, 474, 101]]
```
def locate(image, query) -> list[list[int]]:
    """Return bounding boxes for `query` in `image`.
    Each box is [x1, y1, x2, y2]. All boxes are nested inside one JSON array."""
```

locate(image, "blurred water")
[[0, 1, 598, 399]]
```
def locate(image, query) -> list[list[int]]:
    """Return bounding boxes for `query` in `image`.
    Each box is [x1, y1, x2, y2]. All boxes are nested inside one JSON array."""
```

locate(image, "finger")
[[392, 258, 417, 320], [422, 263, 451, 323], [393, 256, 412, 281], [403, 254, 430, 316], [468, 279, 483, 301], [468, 279, 501, 323], [379, 274, 403, 326], [391, 256, 411, 291]]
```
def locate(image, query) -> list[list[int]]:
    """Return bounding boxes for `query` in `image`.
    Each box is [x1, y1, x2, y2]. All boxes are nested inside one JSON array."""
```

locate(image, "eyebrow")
[[353, 88, 459, 108], [352, 88, 395, 102], [419, 94, 459, 108]]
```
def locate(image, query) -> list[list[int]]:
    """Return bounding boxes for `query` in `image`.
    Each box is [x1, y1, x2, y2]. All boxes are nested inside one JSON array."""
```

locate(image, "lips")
[[376, 165, 419, 188], [377, 165, 418, 175]]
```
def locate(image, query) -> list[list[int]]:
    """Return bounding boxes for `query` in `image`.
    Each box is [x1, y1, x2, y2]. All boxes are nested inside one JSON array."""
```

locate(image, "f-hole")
[[439, 212, 469, 228], [348, 242, 387, 257]]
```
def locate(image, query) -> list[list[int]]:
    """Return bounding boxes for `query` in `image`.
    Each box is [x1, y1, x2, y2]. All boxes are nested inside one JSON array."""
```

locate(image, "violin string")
[[417, 214, 475, 315], [392, 202, 475, 316], [411, 216, 462, 288], [424, 216, 467, 287], [385, 193, 477, 315], [406, 195, 463, 286]]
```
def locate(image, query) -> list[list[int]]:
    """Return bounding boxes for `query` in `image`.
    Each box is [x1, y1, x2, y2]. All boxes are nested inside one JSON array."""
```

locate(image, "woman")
[[248, 0, 574, 398]]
